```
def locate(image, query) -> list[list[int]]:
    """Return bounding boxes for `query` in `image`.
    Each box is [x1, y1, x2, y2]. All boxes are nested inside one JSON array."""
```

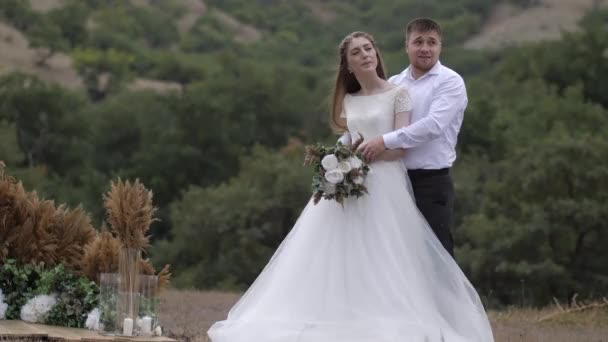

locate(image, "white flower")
[[154, 325, 163, 336], [0, 288, 8, 320], [337, 161, 352, 173], [348, 156, 363, 169], [323, 182, 336, 195], [352, 176, 365, 185], [85, 308, 103, 331], [20, 294, 57, 323], [321, 154, 339, 170], [324, 169, 344, 184]]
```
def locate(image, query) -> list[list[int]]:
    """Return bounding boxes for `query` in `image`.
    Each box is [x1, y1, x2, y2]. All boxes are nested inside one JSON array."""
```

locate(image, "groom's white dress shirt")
[[383, 61, 467, 170]]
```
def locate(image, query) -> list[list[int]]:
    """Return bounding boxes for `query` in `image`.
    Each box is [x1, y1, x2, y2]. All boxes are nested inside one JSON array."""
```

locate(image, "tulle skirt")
[[208, 161, 494, 341]]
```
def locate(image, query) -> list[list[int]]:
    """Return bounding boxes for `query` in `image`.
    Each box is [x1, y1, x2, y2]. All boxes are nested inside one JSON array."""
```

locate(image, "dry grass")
[[211, 10, 262, 44], [28, 0, 65, 13], [158, 290, 240, 342], [489, 303, 608, 342], [128, 78, 183, 94], [0, 22, 82, 89], [464, 0, 608, 49], [176, 0, 207, 34], [303, 0, 337, 23], [158, 289, 608, 342]]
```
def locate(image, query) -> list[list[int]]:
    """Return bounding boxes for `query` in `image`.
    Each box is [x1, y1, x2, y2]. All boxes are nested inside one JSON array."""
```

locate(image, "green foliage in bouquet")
[[0, 260, 99, 327], [304, 138, 370, 205]]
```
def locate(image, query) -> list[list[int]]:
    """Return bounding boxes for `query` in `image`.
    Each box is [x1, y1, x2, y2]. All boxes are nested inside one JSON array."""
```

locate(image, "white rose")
[[352, 176, 364, 185], [85, 308, 102, 331], [321, 154, 339, 170], [325, 169, 344, 184], [348, 156, 363, 169], [337, 161, 352, 173], [20, 294, 57, 323]]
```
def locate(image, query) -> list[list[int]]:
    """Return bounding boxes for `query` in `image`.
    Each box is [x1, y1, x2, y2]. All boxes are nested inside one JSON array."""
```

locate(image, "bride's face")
[[346, 37, 378, 76]]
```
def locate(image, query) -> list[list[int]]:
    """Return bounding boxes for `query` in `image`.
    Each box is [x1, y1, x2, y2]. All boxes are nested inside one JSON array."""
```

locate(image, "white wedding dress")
[[208, 87, 494, 342]]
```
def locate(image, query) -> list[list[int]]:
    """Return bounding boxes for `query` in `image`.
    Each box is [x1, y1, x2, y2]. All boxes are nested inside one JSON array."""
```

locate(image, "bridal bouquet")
[[304, 137, 370, 205]]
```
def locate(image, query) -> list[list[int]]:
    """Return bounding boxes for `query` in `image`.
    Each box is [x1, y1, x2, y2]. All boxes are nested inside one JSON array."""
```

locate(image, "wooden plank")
[[0, 321, 175, 342], [0, 320, 47, 337]]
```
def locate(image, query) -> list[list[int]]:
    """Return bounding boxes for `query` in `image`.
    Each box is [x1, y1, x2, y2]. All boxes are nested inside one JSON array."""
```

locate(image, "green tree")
[[455, 76, 608, 306], [84, 91, 191, 237], [47, 0, 90, 48], [72, 48, 134, 101], [495, 19, 608, 108], [458, 134, 608, 306], [0, 73, 88, 173], [28, 16, 68, 66], [0, 0, 37, 31], [153, 145, 312, 289], [0, 120, 21, 166]]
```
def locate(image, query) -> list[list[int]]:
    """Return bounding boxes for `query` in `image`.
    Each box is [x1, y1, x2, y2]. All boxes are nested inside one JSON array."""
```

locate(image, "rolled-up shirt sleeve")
[[383, 75, 467, 149]]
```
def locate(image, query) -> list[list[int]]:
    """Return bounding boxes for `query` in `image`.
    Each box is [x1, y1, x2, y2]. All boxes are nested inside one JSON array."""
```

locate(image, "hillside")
[[0, 0, 603, 90], [0, 20, 81, 88], [465, 0, 608, 49]]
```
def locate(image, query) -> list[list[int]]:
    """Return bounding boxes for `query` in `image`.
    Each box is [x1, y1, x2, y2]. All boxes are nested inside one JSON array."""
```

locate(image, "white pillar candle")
[[141, 316, 153, 335], [123, 318, 133, 336]]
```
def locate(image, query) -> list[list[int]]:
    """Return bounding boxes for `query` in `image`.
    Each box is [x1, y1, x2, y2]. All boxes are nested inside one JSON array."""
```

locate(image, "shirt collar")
[[405, 60, 442, 80]]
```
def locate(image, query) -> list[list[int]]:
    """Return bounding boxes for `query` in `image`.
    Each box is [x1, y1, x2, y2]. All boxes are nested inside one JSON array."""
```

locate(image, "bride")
[[207, 31, 494, 342]]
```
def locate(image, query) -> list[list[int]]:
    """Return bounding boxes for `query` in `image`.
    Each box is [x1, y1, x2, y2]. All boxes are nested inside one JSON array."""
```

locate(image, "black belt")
[[407, 168, 450, 177]]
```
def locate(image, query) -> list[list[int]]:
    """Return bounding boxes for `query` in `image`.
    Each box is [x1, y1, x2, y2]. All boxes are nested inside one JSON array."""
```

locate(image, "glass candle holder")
[[98, 273, 120, 335], [136, 275, 159, 336]]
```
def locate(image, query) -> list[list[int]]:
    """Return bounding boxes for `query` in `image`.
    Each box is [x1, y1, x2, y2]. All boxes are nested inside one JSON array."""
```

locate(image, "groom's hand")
[[357, 136, 386, 162]]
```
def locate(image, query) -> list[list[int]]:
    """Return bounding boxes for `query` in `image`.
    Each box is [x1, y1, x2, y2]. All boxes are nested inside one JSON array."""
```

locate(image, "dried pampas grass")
[[0, 163, 95, 269], [103, 179, 157, 251], [81, 226, 121, 282], [101, 178, 171, 289], [1, 163, 172, 289], [139, 259, 172, 290]]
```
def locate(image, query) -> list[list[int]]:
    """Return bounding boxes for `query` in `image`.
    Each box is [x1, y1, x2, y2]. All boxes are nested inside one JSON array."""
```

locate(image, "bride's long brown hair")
[[329, 31, 387, 133]]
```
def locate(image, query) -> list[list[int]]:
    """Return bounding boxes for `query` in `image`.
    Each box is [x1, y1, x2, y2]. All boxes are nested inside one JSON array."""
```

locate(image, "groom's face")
[[406, 30, 441, 73]]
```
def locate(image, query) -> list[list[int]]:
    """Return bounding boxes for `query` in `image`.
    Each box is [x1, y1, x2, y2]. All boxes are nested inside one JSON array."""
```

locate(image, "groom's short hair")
[[405, 18, 442, 42]]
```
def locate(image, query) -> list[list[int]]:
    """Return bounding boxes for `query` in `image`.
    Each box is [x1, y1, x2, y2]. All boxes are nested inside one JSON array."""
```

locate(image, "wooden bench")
[[0, 320, 176, 341]]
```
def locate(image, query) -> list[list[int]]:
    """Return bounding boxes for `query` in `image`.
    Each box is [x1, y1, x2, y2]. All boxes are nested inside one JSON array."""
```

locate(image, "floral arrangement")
[[0, 260, 99, 327], [0, 163, 170, 336], [304, 137, 370, 205]]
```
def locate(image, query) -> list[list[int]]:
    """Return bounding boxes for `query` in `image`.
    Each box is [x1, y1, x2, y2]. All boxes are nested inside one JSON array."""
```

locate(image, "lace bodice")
[[342, 86, 411, 141]]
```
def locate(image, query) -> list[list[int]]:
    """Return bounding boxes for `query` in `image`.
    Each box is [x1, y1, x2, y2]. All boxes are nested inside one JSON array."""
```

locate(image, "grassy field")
[[157, 289, 608, 342]]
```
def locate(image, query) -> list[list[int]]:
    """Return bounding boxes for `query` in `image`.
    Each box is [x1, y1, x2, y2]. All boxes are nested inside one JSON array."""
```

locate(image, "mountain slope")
[[464, 0, 608, 49]]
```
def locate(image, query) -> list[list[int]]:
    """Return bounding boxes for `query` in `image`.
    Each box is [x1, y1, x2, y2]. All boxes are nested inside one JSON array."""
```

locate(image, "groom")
[[358, 18, 467, 257]]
